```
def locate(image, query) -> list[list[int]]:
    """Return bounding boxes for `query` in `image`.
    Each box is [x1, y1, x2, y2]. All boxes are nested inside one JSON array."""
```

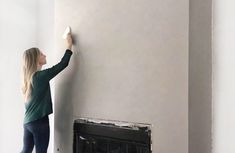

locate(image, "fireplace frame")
[[73, 118, 152, 153]]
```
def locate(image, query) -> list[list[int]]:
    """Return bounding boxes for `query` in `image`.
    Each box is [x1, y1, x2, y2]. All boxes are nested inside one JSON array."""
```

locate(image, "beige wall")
[[189, 0, 212, 153], [54, 1, 188, 153]]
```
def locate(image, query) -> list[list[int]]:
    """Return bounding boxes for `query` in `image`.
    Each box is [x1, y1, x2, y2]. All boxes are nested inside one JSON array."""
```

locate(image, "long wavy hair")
[[21, 47, 41, 101]]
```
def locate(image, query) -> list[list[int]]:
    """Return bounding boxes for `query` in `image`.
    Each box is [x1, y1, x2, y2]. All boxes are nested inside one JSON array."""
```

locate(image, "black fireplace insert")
[[73, 118, 151, 153]]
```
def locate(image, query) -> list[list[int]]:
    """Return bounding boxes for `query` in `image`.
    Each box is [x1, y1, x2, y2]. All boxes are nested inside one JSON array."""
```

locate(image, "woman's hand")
[[66, 33, 73, 51]]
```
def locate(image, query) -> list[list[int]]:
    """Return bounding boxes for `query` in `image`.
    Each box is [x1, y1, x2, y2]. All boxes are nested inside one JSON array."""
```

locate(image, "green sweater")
[[24, 49, 73, 124]]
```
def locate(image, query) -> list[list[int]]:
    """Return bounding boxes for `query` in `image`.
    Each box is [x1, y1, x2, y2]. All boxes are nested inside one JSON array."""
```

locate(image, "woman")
[[20, 34, 73, 153]]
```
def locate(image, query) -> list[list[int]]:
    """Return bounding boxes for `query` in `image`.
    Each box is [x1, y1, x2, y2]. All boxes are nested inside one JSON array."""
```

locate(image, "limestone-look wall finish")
[[54, 1, 188, 153]]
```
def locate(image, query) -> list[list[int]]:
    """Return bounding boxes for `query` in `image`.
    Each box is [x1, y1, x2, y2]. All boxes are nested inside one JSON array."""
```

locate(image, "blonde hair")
[[21, 47, 41, 101]]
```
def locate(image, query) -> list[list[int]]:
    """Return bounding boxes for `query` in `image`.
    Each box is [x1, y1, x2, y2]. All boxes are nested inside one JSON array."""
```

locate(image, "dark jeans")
[[21, 116, 50, 153]]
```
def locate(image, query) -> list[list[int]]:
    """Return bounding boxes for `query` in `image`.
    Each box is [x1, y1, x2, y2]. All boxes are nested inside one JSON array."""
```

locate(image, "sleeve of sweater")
[[36, 49, 73, 82]]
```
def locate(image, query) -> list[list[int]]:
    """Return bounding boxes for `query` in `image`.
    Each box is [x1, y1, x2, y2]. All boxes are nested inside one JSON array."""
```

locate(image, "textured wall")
[[188, 0, 212, 153], [54, 1, 188, 153]]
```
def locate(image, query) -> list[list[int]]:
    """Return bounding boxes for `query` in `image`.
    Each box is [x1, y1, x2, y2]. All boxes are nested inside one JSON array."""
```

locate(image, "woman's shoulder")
[[32, 71, 43, 81], [34, 70, 47, 76], [32, 71, 49, 85], [33, 71, 40, 77], [32, 70, 50, 82]]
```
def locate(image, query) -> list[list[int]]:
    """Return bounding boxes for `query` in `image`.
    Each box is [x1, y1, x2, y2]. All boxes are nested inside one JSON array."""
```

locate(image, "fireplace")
[[73, 118, 152, 153]]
